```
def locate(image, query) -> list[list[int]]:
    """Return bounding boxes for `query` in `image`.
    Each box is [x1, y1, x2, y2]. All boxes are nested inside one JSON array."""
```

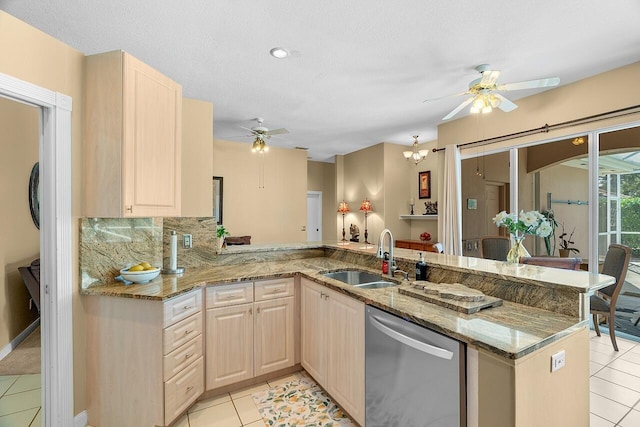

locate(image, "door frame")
[[307, 191, 323, 241], [0, 72, 74, 426]]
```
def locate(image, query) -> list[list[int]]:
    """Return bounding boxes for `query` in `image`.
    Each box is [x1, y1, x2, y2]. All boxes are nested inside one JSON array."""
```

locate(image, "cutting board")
[[399, 281, 502, 314]]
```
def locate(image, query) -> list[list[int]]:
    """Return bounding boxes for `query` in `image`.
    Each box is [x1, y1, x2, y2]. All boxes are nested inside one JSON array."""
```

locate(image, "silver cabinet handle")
[[320, 292, 325, 298], [369, 315, 454, 360], [249, 308, 252, 315], [269, 288, 284, 293], [183, 305, 193, 310], [185, 353, 194, 359], [184, 329, 193, 335], [256, 307, 261, 314], [186, 386, 194, 393]]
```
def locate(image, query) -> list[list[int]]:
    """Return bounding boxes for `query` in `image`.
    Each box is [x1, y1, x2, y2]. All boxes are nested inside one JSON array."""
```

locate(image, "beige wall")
[[0, 11, 86, 413], [182, 98, 214, 217], [0, 97, 41, 349], [212, 139, 308, 244], [307, 160, 337, 241], [342, 143, 384, 242], [406, 140, 440, 242]]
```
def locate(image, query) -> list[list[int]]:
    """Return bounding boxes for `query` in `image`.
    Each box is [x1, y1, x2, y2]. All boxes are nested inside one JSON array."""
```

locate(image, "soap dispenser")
[[415, 252, 428, 281]]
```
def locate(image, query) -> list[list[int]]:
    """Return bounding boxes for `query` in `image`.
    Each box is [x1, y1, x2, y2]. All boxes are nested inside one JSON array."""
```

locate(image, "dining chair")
[[591, 244, 632, 351], [519, 256, 581, 270], [480, 236, 510, 261]]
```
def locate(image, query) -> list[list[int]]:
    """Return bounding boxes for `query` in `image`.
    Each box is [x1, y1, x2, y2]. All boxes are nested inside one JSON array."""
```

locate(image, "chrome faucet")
[[377, 229, 395, 278]]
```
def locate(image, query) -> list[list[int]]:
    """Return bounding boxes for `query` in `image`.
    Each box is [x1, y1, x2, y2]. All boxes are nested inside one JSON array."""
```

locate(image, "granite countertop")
[[81, 255, 593, 359]]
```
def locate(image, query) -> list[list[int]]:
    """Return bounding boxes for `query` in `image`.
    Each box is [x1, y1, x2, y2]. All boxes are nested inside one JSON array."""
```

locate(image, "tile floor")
[[3, 333, 640, 426], [0, 374, 42, 427]]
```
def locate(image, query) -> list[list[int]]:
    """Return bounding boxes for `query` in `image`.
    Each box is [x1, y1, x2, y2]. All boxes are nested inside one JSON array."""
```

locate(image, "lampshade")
[[403, 135, 428, 165], [359, 199, 372, 212], [337, 200, 350, 213]]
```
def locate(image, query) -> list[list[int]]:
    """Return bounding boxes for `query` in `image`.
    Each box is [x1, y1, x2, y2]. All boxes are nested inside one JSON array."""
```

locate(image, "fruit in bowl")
[[419, 232, 431, 242], [120, 262, 161, 283]]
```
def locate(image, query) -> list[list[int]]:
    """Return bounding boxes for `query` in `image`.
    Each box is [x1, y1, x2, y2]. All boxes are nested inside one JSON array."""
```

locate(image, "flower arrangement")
[[492, 210, 553, 239], [540, 210, 558, 256], [493, 210, 553, 263]]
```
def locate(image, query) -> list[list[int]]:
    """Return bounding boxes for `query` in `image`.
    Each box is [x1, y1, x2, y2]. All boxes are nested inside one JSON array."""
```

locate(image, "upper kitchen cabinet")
[[84, 50, 182, 217]]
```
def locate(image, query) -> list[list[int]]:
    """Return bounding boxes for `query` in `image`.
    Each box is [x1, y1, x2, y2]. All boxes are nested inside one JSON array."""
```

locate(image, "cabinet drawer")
[[164, 356, 203, 424], [254, 277, 294, 301], [163, 290, 202, 328], [163, 333, 203, 381], [206, 282, 253, 308], [164, 312, 203, 355]]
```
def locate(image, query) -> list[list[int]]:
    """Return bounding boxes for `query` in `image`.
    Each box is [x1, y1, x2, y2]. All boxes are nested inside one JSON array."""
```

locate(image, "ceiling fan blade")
[[497, 77, 560, 91], [218, 133, 253, 139], [494, 94, 518, 112], [442, 97, 474, 121], [265, 128, 289, 136], [423, 91, 470, 103], [239, 126, 257, 133], [480, 70, 501, 86]]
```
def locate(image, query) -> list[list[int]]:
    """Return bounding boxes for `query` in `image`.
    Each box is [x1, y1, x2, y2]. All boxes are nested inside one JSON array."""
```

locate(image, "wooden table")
[[395, 239, 439, 252]]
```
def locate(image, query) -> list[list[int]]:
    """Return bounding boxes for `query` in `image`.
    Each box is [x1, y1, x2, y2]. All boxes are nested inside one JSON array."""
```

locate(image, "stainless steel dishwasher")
[[366, 305, 466, 427]]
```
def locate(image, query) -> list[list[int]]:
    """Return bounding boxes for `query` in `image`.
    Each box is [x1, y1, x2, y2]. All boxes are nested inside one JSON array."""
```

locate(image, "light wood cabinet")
[[205, 302, 254, 389], [205, 278, 296, 391], [254, 296, 295, 376], [86, 289, 203, 427], [300, 278, 365, 426], [84, 50, 182, 217]]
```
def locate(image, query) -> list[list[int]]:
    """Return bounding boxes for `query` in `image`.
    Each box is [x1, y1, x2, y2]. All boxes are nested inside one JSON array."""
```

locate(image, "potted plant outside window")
[[558, 224, 580, 257]]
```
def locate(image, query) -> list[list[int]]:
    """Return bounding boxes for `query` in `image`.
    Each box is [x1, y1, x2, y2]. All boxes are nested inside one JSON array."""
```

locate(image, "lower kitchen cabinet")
[[205, 302, 254, 389], [205, 278, 296, 390], [301, 278, 365, 426], [85, 289, 204, 427]]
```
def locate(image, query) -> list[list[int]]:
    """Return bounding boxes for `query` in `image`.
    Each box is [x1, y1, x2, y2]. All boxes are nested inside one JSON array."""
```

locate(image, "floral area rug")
[[252, 377, 355, 426]]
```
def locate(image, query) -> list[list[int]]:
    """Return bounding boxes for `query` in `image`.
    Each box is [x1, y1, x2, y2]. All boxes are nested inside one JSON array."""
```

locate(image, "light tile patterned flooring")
[[0, 374, 42, 426], [3, 333, 640, 426]]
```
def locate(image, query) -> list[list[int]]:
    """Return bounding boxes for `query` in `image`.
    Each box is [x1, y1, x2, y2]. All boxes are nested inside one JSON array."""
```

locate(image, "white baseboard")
[[74, 410, 88, 427], [0, 318, 40, 361]]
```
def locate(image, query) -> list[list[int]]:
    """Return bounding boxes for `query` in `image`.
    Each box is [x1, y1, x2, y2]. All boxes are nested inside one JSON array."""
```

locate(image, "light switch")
[[183, 234, 192, 249], [551, 350, 565, 372]]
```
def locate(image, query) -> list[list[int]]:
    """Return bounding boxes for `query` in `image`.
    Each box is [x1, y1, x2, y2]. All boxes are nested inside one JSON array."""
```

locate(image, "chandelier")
[[403, 135, 429, 165]]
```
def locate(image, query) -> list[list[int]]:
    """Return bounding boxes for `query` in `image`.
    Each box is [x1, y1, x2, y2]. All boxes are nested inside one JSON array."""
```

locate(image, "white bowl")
[[120, 267, 161, 284]]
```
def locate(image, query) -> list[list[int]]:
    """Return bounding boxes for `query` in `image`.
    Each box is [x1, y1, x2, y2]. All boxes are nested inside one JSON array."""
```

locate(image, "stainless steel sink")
[[322, 270, 399, 289]]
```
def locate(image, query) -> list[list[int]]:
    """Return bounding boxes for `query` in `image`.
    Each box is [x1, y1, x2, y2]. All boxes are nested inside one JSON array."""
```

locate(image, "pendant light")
[[403, 135, 429, 165]]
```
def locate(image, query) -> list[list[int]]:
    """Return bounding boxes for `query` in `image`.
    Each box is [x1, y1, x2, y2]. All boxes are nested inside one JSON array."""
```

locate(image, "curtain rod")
[[432, 104, 640, 152]]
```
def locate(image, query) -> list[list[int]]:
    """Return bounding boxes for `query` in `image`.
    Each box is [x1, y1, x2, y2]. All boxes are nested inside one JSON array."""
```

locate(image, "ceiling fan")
[[427, 64, 560, 121], [237, 117, 290, 153]]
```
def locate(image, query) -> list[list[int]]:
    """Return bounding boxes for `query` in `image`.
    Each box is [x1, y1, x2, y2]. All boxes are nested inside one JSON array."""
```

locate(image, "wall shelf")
[[399, 214, 438, 220]]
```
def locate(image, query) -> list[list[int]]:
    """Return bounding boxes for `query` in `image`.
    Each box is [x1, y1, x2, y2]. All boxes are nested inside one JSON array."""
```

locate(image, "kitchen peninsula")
[[82, 242, 614, 427]]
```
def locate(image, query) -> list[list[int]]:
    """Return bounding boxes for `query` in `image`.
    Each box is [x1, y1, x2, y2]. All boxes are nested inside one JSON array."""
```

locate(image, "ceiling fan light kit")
[[434, 64, 560, 121], [403, 135, 429, 165]]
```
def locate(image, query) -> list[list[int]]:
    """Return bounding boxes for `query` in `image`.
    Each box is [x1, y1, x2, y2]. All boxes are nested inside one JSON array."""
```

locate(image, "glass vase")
[[506, 235, 526, 264]]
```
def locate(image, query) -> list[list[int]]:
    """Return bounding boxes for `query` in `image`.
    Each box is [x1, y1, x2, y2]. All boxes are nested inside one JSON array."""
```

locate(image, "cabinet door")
[[300, 279, 328, 385], [123, 53, 182, 217], [254, 297, 295, 376], [205, 303, 253, 389], [326, 290, 365, 426]]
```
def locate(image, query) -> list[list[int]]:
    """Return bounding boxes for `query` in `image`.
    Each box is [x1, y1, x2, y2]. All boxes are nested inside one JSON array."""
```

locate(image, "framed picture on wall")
[[418, 171, 431, 199]]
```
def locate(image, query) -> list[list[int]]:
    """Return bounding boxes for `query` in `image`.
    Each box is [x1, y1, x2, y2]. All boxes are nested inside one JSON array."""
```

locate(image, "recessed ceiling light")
[[269, 47, 289, 59]]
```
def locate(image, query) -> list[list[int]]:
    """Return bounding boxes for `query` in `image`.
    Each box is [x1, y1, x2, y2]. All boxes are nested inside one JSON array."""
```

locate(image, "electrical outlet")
[[183, 234, 192, 249], [551, 350, 566, 372]]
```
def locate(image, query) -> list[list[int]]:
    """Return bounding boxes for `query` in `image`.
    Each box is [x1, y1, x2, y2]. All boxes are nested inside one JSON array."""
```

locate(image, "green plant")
[[558, 224, 580, 254], [540, 210, 558, 256], [216, 225, 230, 239]]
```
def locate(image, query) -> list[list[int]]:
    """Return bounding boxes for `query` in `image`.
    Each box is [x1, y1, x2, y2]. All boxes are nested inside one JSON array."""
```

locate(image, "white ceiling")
[[2, 0, 640, 162]]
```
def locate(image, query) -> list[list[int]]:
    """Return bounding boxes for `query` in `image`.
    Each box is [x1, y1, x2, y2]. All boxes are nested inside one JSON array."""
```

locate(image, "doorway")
[[0, 72, 74, 426], [307, 191, 322, 241]]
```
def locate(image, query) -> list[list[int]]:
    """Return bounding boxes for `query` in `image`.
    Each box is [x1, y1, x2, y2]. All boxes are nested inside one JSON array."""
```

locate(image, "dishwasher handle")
[[369, 315, 454, 360]]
